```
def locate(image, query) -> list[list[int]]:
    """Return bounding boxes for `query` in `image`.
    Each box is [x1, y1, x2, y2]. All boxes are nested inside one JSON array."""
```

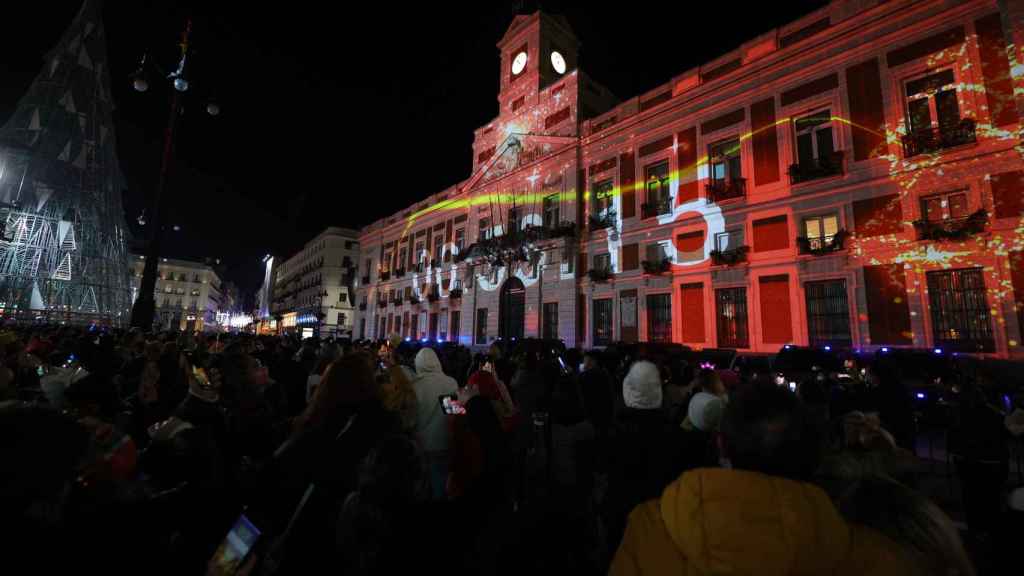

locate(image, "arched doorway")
[[499, 276, 525, 340]]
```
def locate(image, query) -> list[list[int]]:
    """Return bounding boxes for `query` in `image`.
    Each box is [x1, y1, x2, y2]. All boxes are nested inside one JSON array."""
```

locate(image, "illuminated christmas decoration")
[[0, 1, 131, 323]]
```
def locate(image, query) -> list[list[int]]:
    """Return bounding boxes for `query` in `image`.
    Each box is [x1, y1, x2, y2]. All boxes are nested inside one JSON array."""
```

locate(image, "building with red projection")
[[355, 0, 1024, 358]]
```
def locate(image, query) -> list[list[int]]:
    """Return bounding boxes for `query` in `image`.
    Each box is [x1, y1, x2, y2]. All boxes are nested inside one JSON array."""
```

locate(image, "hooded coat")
[[611, 468, 912, 576], [413, 348, 458, 453]]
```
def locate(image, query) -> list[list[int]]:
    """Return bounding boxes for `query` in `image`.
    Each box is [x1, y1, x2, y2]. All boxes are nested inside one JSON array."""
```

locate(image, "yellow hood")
[[612, 468, 910, 576]]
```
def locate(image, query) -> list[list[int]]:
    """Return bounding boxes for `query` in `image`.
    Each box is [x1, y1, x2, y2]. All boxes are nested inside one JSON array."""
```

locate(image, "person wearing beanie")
[[606, 360, 674, 553]]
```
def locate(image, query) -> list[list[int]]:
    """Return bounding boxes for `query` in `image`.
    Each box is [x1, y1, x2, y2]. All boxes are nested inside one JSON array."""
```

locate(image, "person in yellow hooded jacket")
[[611, 383, 916, 576]]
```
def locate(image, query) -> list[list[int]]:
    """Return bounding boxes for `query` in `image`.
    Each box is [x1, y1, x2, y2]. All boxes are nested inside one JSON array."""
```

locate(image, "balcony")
[[449, 287, 463, 300], [427, 290, 440, 303], [588, 210, 616, 231], [380, 270, 391, 281], [408, 294, 421, 305], [641, 198, 672, 220], [710, 245, 750, 266], [796, 229, 850, 256], [913, 209, 987, 241], [360, 275, 370, 285], [376, 300, 387, 308], [641, 258, 672, 275], [706, 178, 746, 203], [587, 267, 614, 283], [394, 268, 405, 278], [901, 118, 976, 158], [430, 259, 439, 268], [414, 263, 424, 273], [788, 151, 845, 184]]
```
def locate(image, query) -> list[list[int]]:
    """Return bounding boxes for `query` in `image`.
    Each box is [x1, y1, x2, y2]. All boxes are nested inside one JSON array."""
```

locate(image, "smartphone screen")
[[438, 394, 466, 415], [788, 382, 797, 392], [208, 514, 261, 576]]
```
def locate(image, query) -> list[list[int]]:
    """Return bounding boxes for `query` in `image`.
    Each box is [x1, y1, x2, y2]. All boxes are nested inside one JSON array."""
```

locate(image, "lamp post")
[[129, 18, 220, 329]]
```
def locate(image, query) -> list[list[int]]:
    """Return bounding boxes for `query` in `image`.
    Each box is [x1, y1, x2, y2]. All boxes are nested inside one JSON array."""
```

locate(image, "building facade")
[[130, 255, 223, 332], [356, 0, 1024, 358], [270, 227, 359, 338]]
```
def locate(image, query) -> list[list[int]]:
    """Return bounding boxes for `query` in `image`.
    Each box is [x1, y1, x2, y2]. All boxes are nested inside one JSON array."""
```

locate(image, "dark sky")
[[0, 0, 828, 292]]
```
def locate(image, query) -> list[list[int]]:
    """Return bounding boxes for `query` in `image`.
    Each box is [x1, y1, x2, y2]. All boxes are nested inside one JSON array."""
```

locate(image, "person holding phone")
[[411, 348, 458, 500]]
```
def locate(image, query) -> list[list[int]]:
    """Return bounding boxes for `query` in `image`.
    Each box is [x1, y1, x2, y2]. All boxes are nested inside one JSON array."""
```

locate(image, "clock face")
[[512, 51, 528, 75], [551, 51, 566, 74]]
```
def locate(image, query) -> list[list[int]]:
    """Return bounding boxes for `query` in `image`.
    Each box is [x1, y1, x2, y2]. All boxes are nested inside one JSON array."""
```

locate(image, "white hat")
[[623, 361, 663, 410]]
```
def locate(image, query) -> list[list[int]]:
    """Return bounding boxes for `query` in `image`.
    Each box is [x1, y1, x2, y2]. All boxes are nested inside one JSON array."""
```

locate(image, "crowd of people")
[[2, 326, 1022, 575]]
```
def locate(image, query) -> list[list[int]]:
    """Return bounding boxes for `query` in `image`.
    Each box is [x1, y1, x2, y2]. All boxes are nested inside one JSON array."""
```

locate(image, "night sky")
[[0, 0, 828, 292]]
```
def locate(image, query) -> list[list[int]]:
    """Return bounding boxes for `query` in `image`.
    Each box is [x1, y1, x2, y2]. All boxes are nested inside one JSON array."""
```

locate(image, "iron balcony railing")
[[789, 151, 845, 184], [706, 178, 746, 203], [901, 118, 976, 158]]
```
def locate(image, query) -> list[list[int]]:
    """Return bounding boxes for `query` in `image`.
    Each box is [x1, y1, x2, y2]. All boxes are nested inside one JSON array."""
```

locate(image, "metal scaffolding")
[[0, 0, 131, 324]]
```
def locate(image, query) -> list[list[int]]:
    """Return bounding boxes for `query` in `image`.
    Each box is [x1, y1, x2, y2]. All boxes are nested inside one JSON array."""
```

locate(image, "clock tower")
[[496, 12, 579, 115]]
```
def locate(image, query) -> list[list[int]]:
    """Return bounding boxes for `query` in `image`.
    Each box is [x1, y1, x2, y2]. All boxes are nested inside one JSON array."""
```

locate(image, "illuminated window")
[[593, 298, 613, 346], [926, 268, 994, 352], [921, 191, 969, 222], [794, 109, 835, 166], [593, 253, 611, 272], [381, 251, 392, 272], [593, 179, 614, 219], [644, 161, 671, 217], [479, 218, 491, 241], [803, 213, 839, 250], [715, 287, 749, 348], [543, 193, 560, 229], [647, 293, 672, 343], [709, 138, 742, 184], [715, 228, 745, 252]]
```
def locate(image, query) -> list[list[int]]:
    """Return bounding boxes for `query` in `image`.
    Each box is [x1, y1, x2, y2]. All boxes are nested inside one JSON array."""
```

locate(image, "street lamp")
[[129, 18, 221, 330]]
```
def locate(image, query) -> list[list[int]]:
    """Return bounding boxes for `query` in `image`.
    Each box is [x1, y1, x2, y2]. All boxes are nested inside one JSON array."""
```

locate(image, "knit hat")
[[622, 360, 663, 410]]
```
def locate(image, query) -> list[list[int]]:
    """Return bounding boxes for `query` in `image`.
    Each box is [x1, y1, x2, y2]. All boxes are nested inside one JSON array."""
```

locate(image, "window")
[[364, 258, 372, 275], [644, 161, 671, 216], [414, 242, 425, 268], [475, 308, 488, 345], [439, 310, 448, 341], [346, 240, 356, 249], [646, 242, 670, 263], [646, 293, 672, 343], [902, 69, 974, 156], [593, 253, 611, 272], [593, 298, 613, 346], [398, 248, 407, 269], [709, 138, 742, 184], [921, 190, 969, 222], [803, 214, 839, 250], [507, 208, 520, 235], [543, 193, 560, 229], [428, 313, 438, 340], [402, 311, 410, 338], [381, 250, 392, 272], [410, 313, 419, 340], [479, 218, 492, 241], [433, 236, 444, 262], [906, 69, 960, 134], [715, 228, 745, 252], [451, 310, 461, 343], [926, 268, 994, 351], [454, 229, 465, 254], [805, 279, 852, 346], [716, 287, 749, 348], [542, 302, 558, 340], [593, 179, 614, 218], [164, 286, 173, 294], [794, 109, 835, 166]]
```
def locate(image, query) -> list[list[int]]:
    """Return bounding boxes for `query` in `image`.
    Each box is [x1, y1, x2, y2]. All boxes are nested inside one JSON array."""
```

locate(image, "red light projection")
[[357, 5, 1024, 356]]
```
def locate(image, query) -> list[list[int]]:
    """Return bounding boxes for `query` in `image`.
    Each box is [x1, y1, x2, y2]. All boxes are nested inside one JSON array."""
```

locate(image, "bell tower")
[[496, 12, 578, 116]]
